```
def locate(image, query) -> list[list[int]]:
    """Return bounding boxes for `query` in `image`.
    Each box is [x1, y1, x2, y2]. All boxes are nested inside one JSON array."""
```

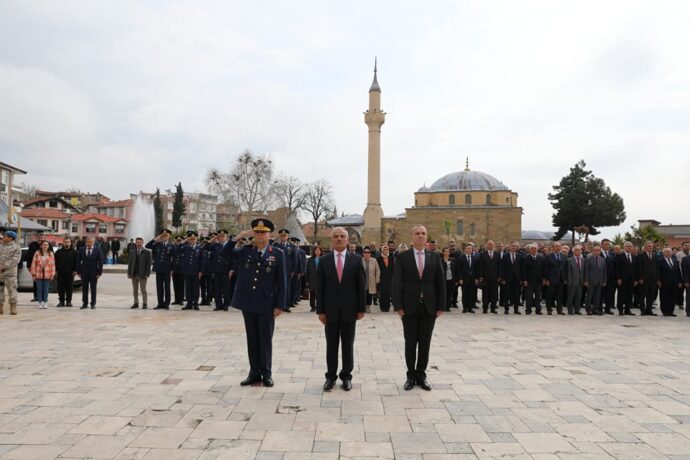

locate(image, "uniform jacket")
[[205, 241, 232, 273], [273, 241, 298, 273], [583, 254, 607, 286], [127, 248, 152, 278], [0, 241, 22, 276], [145, 240, 175, 273], [30, 251, 56, 280], [222, 241, 287, 314], [392, 248, 446, 315], [77, 246, 104, 277], [176, 242, 203, 275], [316, 251, 366, 322]]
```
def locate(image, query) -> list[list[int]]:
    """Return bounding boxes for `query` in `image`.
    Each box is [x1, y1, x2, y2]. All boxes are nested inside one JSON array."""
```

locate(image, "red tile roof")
[[96, 199, 132, 208], [21, 208, 72, 219], [72, 213, 125, 223]]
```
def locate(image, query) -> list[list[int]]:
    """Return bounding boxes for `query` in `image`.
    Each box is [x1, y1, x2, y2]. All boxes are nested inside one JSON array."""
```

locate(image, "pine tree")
[[172, 182, 185, 230], [153, 188, 164, 234]]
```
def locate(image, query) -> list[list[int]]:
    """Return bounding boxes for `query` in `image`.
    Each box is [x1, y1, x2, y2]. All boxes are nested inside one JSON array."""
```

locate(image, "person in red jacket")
[[30, 241, 56, 310]]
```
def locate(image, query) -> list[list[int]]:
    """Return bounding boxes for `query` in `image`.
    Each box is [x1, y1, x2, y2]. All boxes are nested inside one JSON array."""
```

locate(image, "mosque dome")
[[418, 160, 510, 192]]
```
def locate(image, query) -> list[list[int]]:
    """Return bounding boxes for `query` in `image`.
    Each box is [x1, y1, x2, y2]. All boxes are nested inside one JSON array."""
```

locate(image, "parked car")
[[17, 247, 82, 293]]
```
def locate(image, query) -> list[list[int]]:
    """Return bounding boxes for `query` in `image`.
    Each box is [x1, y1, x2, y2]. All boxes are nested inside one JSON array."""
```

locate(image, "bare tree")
[[205, 149, 275, 214], [303, 180, 335, 241], [273, 175, 306, 218]]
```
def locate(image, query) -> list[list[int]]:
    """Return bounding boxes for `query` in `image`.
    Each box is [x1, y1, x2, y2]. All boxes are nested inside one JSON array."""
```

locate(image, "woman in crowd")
[[305, 246, 323, 312], [361, 246, 380, 313], [30, 240, 56, 310], [441, 246, 457, 312], [377, 243, 395, 312]]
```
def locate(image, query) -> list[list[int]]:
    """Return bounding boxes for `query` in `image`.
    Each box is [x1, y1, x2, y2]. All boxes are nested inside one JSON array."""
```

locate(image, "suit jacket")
[[306, 257, 319, 288], [392, 248, 446, 315], [127, 248, 152, 278], [567, 256, 585, 287], [377, 254, 395, 294], [601, 250, 616, 283], [659, 257, 681, 287], [456, 253, 479, 283], [441, 257, 457, 282], [615, 252, 637, 283], [638, 252, 660, 282], [316, 251, 366, 322], [77, 246, 104, 277], [544, 252, 567, 284], [521, 254, 544, 285], [584, 254, 606, 286], [499, 252, 522, 283], [683, 255, 690, 284], [478, 251, 500, 283]]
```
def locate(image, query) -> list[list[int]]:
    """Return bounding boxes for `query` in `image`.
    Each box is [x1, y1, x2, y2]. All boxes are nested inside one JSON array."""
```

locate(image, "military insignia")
[[266, 267, 272, 273]]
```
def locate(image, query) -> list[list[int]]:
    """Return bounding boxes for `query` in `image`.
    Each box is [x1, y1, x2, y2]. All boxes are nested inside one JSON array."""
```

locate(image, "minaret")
[[363, 58, 385, 236]]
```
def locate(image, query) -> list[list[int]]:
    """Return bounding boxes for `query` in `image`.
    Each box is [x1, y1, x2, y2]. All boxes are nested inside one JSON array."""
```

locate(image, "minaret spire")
[[363, 59, 385, 238], [369, 57, 381, 93], [465, 156, 470, 171]]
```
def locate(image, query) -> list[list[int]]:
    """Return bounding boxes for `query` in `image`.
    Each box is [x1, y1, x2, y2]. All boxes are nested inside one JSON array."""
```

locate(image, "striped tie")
[[416, 251, 424, 279]]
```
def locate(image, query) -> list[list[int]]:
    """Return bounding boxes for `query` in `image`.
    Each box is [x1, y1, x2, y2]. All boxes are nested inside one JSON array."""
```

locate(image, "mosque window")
[[470, 223, 476, 236], [464, 194, 472, 206], [456, 220, 464, 235], [449, 194, 455, 206], [486, 194, 492, 205]]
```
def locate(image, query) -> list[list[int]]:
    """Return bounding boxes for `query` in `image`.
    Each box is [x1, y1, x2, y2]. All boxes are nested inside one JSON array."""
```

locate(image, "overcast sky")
[[2, 1, 689, 238]]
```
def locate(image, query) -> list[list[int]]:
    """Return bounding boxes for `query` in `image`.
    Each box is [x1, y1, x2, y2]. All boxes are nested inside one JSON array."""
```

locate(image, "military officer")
[[171, 236, 185, 305], [199, 236, 213, 306], [290, 236, 306, 306], [222, 219, 287, 387], [0, 230, 22, 315], [145, 229, 175, 309], [178, 231, 203, 310], [273, 229, 298, 312], [206, 229, 232, 311]]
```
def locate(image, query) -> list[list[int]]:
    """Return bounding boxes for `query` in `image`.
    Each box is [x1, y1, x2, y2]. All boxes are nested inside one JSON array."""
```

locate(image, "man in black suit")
[[392, 225, 445, 392], [521, 243, 544, 315], [478, 240, 500, 314], [682, 252, 690, 317], [659, 247, 682, 316], [316, 227, 366, 392], [600, 239, 616, 314], [615, 241, 637, 316], [457, 243, 478, 313], [543, 242, 567, 315], [77, 238, 104, 309], [499, 241, 522, 315], [637, 241, 660, 316]]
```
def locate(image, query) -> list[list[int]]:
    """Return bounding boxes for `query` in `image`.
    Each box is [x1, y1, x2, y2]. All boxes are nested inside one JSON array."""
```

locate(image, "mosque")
[[328, 62, 522, 246]]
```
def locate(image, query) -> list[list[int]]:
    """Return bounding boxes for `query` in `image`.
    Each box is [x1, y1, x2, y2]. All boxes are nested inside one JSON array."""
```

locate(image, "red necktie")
[[336, 253, 343, 282]]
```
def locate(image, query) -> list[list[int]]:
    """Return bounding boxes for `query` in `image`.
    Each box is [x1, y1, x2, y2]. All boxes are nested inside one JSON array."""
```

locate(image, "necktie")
[[489, 251, 493, 259], [556, 254, 560, 262], [416, 251, 424, 279], [511, 253, 515, 264], [668, 258, 673, 268], [336, 253, 343, 282], [627, 254, 631, 263], [87, 249, 91, 257], [467, 255, 471, 267], [577, 257, 581, 269]]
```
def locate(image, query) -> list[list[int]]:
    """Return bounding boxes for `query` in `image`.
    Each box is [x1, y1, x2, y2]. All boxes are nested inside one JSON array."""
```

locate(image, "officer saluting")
[[222, 219, 287, 387], [178, 231, 203, 311], [145, 229, 175, 309]]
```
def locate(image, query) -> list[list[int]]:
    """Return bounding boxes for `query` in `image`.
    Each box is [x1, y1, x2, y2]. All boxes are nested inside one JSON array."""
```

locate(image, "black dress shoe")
[[131, 304, 139, 309], [323, 379, 336, 391], [80, 305, 88, 309], [66, 302, 73, 307], [404, 379, 415, 391], [513, 310, 521, 315], [417, 379, 433, 391], [193, 306, 199, 311], [240, 376, 262, 386], [669, 313, 678, 317], [91, 305, 95, 309], [56, 302, 65, 307], [342, 380, 352, 391], [262, 377, 274, 387], [154, 305, 164, 310], [624, 310, 635, 316], [535, 311, 543, 315], [213, 307, 223, 311], [284, 308, 291, 313], [142, 304, 147, 309], [181, 306, 193, 310]]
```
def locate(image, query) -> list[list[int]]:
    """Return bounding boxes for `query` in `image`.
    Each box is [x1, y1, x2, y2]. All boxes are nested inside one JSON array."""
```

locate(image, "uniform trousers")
[[155, 272, 171, 306], [243, 311, 275, 379], [402, 305, 437, 381], [184, 274, 199, 307], [213, 273, 230, 308], [324, 316, 356, 381], [172, 273, 185, 303]]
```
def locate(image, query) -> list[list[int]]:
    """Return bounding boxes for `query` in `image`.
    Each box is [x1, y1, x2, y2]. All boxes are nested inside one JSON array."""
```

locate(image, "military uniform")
[[171, 238, 185, 305], [199, 238, 213, 305], [0, 233, 22, 315], [178, 233, 203, 310], [273, 230, 298, 311], [206, 231, 232, 311], [222, 220, 287, 384], [145, 230, 175, 309]]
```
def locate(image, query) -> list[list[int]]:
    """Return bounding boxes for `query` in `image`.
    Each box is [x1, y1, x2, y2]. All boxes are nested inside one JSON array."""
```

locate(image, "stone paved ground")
[[2, 273, 690, 459]]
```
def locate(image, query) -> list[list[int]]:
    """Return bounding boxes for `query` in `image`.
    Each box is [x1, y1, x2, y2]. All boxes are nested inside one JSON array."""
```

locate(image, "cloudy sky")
[[2, 1, 689, 237]]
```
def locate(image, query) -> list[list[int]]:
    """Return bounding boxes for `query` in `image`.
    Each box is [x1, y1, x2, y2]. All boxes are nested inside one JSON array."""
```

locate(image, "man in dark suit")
[[111, 239, 121, 263], [392, 225, 445, 391], [77, 237, 104, 309], [544, 242, 567, 315], [615, 241, 637, 315], [682, 253, 690, 317], [658, 247, 682, 316], [316, 227, 366, 392], [499, 241, 522, 315], [637, 241, 660, 316], [521, 243, 544, 315], [584, 245, 607, 315], [599, 239, 616, 314], [478, 240, 500, 314], [127, 237, 152, 309], [457, 243, 478, 313], [221, 219, 286, 387], [145, 229, 175, 309], [566, 245, 585, 315]]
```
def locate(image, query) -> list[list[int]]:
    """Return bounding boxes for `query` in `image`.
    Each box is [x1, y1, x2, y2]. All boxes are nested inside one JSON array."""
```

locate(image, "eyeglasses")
[[363, 251, 371, 254]]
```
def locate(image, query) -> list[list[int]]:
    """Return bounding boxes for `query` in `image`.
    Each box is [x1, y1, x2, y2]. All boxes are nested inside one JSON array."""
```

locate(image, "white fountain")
[[127, 194, 155, 243]]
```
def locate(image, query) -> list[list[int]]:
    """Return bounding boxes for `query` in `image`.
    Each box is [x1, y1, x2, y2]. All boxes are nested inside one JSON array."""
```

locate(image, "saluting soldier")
[[273, 229, 298, 312], [291, 237, 306, 306], [178, 231, 203, 311], [171, 236, 186, 305], [206, 229, 232, 311], [222, 219, 287, 387], [145, 229, 175, 309]]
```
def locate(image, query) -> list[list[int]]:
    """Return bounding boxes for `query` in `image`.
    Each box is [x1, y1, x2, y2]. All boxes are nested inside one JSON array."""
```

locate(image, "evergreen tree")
[[548, 160, 626, 245], [172, 182, 185, 229], [153, 188, 164, 234]]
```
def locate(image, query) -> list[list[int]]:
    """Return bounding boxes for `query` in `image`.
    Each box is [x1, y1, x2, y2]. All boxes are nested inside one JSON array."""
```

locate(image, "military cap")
[[161, 228, 172, 235], [186, 230, 198, 237], [4, 230, 17, 239], [289, 237, 300, 243], [251, 219, 274, 233], [217, 229, 229, 235], [277, 228, 290, 235]]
